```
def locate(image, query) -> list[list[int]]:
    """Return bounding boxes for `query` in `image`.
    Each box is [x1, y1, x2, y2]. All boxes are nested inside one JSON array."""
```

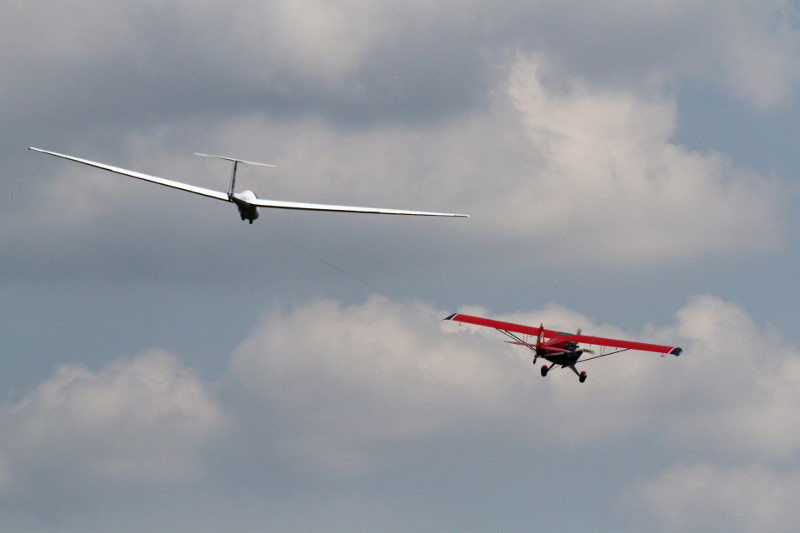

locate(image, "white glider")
[[29, 147, 469, 223]]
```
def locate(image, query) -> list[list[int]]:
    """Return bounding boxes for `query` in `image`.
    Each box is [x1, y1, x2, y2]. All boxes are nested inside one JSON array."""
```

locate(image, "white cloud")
[[225, 296, 671, 472], [462, 295, 800, 463], [225, 292, 800, 532], [227, 296, 520, 474], [248, 0, 377, 89], [657, 295, 800, 461], [203, 55, 789, 267], [629, 463, 800, 532], [491, 54, 788, 264], [0, 292, 797, 530], [0, 349, 225, 490]]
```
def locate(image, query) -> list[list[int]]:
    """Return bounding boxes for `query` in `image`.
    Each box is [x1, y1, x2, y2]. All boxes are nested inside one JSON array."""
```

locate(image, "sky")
[[2, 0, 800, 531]]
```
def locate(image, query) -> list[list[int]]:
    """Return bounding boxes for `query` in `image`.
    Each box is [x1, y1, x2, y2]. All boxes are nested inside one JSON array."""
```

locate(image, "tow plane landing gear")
[[569, 365, 587, 383], [539, 363, 587, 383]]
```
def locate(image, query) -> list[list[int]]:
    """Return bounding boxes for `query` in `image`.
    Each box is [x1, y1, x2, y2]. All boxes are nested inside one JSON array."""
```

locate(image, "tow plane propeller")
[[444, 313, 682, 383], [29, 147, 469, 223]]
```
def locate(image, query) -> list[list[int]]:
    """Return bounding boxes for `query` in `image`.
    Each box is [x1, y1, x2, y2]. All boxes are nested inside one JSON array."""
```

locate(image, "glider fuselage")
[[230, 190, 260, 223]]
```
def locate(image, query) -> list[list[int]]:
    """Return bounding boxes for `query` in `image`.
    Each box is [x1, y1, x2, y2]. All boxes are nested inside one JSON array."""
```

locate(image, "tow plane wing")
[[563, 331, 682, 356], [444, 313, 681, 355], [444, 312, 682, 383]]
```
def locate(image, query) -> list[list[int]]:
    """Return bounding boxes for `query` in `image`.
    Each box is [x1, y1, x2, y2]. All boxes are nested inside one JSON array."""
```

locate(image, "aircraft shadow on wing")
[[30, 147, 469, 223]]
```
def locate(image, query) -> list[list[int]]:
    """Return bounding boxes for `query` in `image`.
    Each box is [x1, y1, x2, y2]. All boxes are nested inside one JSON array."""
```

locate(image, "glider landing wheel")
[[541, 365, 549, 377], [579, 371, 587, 383]]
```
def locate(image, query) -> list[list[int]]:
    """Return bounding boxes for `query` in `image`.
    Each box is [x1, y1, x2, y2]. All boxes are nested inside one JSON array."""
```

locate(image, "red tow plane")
[[444, 313, 682, 383]]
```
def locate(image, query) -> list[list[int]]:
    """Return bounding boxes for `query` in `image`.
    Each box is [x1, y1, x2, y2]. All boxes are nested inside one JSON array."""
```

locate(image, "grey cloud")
[[3, 1, 800, 531]]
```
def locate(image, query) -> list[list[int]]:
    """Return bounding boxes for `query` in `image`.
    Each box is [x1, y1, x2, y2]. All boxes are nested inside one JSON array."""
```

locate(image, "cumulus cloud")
[[0, 350, 225, 490], [228, 53, 787, 266], [215, 53, 787, 266], [655, 295, 800, 461], [227, 296, 520, 475], [223, 293, 800, 530], [5, 1, 796, 280], [460, 295, 800, 462], [489, 54, 788, 264], [0, 292, 796, 531], [629, 463, 800, 532], [235, 0, 378, 89], [29, 53, 785, 273], [514, 1, 800, 110], [702, 0, 800, 110], [4, 1, 800, 530], [224, 296, 675, 468]]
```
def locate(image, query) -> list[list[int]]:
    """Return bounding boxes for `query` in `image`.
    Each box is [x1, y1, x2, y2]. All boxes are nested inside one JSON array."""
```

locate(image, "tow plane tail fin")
[[534, 323, 545, 362]]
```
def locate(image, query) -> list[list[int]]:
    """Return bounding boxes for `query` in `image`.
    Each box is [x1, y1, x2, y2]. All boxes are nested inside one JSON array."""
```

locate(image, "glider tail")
[[194, 153, 276, 198]]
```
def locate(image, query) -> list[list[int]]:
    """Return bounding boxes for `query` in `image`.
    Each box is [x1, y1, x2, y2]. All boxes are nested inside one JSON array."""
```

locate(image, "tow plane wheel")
[[579, 371, 587, 383], [541, 365, 549, 377]]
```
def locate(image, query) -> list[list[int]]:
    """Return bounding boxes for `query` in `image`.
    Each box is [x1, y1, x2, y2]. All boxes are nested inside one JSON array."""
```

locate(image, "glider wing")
[[30, 147, 230, 202], [250, 198, 469, 217]]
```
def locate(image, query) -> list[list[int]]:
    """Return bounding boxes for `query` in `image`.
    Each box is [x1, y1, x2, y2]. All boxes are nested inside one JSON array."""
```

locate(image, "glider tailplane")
[[194, 152, 276, 200]]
